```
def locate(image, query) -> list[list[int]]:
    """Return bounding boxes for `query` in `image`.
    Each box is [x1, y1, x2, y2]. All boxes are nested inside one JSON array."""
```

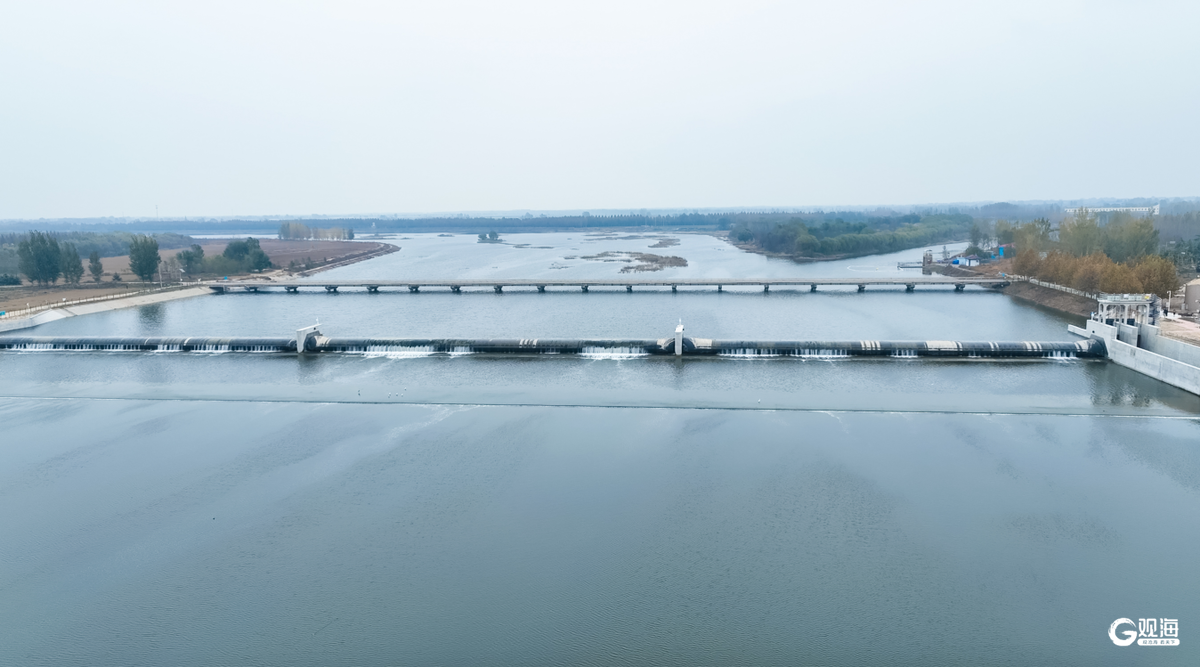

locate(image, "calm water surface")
[[2, 234, 1197, 666]]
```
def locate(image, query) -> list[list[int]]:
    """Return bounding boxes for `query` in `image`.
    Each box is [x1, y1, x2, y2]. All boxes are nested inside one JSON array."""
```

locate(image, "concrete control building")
[[1095, 293, 1155, 326], [1185, 278, 1200, 315]]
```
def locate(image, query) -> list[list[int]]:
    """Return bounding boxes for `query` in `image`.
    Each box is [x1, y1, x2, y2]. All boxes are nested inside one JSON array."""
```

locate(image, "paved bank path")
[[0, 287, 211, 333]]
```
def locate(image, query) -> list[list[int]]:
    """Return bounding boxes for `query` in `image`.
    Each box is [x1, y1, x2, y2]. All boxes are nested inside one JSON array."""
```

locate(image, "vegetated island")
[[725, 213, 973, 262], [579, 251, 687, 273]]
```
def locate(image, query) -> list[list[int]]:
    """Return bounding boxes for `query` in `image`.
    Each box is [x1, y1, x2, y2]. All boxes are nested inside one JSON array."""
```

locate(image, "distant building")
[[1063, 204, 1159, 216]]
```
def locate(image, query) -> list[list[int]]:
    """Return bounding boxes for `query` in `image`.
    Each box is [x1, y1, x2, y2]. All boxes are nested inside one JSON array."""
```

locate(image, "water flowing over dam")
[[0, 335, 1106, 359]]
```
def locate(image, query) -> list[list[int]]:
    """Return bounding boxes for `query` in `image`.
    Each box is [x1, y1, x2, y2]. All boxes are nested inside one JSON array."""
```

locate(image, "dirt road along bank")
[[0, 240, 394, 312]]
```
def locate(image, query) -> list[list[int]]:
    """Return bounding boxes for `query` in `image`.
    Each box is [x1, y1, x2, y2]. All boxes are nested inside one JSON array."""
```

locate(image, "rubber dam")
[[0, 334, 1106, 359]]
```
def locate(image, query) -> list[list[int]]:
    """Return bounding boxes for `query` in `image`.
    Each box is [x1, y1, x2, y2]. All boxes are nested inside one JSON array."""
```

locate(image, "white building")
[[1064, 204, 1159, 216]]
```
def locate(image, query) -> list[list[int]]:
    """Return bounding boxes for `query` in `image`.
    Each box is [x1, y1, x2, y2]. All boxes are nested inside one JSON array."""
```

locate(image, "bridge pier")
[[284, 286, 299, 293], [626, 285, 633, 292], [581, 286, 588, 293], [857, 284, 866, 292], [408, 285, 419, 293], [367, 285, 379, 293], [763, 285, 769, 292], [671, 285, 677, 293], [955, 284, 965, 292], [324, 286, 338, 293], [451, 285, 461, 293], [717, 285, 722, 292], [906, 284, 915, 292], [494, 285, 503, 293], [536, 285, 545, 293], [810, 284, 817, 292], [243, 286, 258, 292]]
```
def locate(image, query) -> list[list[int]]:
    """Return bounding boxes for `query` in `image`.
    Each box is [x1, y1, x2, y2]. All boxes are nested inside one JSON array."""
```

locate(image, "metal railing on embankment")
[[0, 283, 198, 320], [1009, 275, 1098, 300]]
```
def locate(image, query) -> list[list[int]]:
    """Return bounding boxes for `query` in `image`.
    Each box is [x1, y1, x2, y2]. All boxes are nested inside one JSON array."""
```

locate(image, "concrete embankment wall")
[[0, 309, 72, 333], [1137, 323, 1200, 368], [1105, 338, 1200, 395], [0, 287, 209, 333], [1075, 320, 1200, 395], [1117, 323, 1139, 346]]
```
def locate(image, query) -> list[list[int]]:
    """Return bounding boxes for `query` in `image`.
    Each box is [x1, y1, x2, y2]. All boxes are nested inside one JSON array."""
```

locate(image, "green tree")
[[1013, 218, 1052, 254], [176, 244, 205, 274], [1059, 209, 1103, 256], [994, 220, 1015, 245], [223, 239, 252, 261], [128, 235, 161, 281], [222, 238, 272, 272], [88, 251, 104, 282], [17, 231, 62, 285], [246, 246, 272, 272], [968, 221, 986, 248], [60, 243, 85, 285], [1102, 216, 1158, 262]]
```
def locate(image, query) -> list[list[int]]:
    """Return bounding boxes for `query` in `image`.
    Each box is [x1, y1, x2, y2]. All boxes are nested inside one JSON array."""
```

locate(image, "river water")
[[2, 233, 1198, 665]]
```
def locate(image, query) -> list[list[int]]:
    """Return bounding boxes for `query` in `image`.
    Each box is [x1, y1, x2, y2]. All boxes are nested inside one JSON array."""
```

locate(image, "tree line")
[[0, 231, 196, 283], [4, 231, 279, 285], [13, 231, 163, 284], [175, 238, 273, 276], [729, 214, 974, 259], [277, 223, 355, 240], [1008, 210, 1178, 296], [0, 230, 194, 259]]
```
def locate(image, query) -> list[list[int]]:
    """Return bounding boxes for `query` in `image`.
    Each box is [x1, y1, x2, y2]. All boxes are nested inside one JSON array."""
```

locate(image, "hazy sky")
[[2, 1, 1198, 219]]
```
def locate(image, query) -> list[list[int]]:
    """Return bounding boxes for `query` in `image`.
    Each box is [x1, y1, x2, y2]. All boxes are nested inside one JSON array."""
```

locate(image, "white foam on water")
[[363, 344, 438, 358], [719, 348, 781, 358], [580, 346, 649, 359], [795, 349, 850, 358]]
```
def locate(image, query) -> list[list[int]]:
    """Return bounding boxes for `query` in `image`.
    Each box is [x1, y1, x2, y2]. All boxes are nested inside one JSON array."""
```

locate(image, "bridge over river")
[[206, 277, 1010, 294]]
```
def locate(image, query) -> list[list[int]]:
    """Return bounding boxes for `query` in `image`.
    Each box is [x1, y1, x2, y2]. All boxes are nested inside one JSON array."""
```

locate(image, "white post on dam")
[[675, 321, 684, 356], [296, 323, 321, 353]]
